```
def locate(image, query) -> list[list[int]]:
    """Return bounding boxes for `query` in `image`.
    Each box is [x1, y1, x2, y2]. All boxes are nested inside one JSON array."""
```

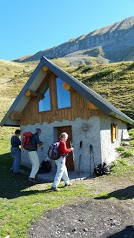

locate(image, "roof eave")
[[3, 124, 20, 127], [109, 112, 134, 125]]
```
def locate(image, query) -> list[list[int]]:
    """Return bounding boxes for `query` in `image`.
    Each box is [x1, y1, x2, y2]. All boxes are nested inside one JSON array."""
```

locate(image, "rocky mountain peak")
[[14, 16, 134, 63]]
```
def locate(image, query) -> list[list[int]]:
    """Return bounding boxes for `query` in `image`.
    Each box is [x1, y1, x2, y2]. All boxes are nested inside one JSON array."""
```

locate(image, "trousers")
[[28, 151, 40, 178], [11, 147, 21, 173], [52, 156, 70, 188]]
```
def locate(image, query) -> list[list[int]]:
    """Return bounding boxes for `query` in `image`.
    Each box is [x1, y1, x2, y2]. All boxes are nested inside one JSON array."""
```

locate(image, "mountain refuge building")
[[0, 57, 133, 174]]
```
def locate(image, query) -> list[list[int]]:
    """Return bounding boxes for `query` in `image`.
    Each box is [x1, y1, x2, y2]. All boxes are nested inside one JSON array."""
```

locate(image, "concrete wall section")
[[21, 116, 101, 173], [100, 115, 129, 164], [21, 123, 55, 169], [71, 116, 101, 173]]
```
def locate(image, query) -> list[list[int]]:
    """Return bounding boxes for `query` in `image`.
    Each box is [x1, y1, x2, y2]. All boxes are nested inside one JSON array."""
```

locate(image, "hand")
[[40, 142, 44, 146], [39, 142, 44, 148]]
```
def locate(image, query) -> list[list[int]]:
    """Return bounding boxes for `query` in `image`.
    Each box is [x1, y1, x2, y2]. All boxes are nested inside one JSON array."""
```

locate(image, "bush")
[[129, 129, 134, 137], [130, 139, 134, 147]]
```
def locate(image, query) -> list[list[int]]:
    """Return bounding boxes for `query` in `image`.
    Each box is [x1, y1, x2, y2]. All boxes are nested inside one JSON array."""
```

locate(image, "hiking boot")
[[51, 186, 60, 191], [65, 183, 72, 187], [12, 172, 20, 175], [28, 178, 38, 183]]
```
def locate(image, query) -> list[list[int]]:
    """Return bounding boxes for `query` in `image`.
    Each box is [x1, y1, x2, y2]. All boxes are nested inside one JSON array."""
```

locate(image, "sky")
[[0, 0, 134, 60]]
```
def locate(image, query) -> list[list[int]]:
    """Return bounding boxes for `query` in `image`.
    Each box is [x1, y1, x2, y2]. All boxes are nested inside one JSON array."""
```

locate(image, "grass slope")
[[0, 60, 38, 120], [66, 61, 134, 120]]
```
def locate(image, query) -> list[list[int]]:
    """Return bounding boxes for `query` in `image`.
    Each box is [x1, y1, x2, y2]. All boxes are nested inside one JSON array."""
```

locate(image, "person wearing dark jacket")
[[52, 132, 74, 191], [28, 128, 44, 183], [11, 129, 21, 174]]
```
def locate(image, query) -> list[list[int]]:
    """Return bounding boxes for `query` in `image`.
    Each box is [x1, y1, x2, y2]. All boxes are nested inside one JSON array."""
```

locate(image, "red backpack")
[[22, 132, 33, 150]]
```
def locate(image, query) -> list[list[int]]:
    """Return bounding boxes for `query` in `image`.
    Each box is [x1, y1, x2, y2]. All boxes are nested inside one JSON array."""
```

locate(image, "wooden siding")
[[21, 74, 103, 125]]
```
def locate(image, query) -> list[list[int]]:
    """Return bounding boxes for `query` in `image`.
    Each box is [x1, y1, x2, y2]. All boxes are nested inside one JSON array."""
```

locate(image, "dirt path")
[[28, 177, 134, 238], [28, 198, 134, 238]]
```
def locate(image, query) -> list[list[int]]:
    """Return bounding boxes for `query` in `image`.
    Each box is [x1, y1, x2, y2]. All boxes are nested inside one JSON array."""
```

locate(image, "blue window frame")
[[56, 77, 71, 109]]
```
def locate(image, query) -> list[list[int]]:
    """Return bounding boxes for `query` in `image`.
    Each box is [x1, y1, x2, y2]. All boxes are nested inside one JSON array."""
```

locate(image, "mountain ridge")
[[14, 16, 134, 63]]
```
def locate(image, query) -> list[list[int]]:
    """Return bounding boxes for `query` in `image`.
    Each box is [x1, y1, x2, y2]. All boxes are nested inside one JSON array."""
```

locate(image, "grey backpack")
[[48, 142, 60, 160]]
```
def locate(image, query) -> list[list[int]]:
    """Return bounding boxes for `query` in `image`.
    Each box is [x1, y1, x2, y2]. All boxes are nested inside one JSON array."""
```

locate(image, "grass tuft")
[[116, 146, 125, 152]]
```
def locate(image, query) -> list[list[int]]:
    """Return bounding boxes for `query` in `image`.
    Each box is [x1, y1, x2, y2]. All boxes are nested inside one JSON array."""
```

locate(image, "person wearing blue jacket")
[[11, 129, 21, 174]]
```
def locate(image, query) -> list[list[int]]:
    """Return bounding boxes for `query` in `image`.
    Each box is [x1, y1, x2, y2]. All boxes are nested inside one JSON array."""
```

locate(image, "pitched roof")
[[0, 57, 134, 126]]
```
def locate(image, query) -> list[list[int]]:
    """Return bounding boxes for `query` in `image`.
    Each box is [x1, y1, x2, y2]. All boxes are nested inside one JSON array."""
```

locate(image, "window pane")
[[56, 77, 71, 109], [39, 88, 51, 112]]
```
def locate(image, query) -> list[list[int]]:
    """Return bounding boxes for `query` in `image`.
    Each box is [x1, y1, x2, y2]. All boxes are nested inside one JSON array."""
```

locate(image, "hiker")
[[11, 129, 21, 174], [51, 132, 74, 191], [28, 128, 44, 183]]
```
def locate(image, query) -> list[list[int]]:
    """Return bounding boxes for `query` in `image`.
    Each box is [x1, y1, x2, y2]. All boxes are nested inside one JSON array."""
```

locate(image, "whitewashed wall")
[[21, 116, 101, 173], [21, 115, 129, 173], [100, 115, 129, 164]]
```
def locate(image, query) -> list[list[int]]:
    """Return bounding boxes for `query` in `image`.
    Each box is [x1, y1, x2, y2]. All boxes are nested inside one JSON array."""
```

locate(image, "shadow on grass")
[[106, 225, 134, 238], [15, 187, 66, 197], [0, 153, 51, 199], [95, 185, 134, 200]]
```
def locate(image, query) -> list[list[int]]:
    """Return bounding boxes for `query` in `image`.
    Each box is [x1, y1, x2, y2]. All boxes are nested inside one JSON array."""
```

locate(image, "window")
[[38, 81, 51, 112], [111, 124, 118, 142], [56, 77, 71, 109]]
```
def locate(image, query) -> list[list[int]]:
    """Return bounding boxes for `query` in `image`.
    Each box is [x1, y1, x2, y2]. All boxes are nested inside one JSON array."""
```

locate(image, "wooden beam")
[[10, 111, 22, 120], [47, 70, 56, 77], [42, 66, 48, 72], [37, 93, 45, 100], [69, 87, 76, 93], [88, 102, 99, 110], [62, 82, 75, 92], [49, 74, 57, 111], [25, 89, 37, 98], [62, 82, 71, 91]]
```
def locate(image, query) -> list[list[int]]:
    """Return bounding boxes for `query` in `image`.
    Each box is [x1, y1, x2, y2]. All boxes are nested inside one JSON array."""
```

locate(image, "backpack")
[[47, 141, 60, 160], [22, 132, 33, 150], [94, 162, 110, 177], [38, 160, 52, 174]]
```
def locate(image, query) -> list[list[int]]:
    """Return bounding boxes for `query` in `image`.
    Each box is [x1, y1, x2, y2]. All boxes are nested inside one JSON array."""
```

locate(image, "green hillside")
[[66, 61, 134, 120], [0, 60, 38, 120]]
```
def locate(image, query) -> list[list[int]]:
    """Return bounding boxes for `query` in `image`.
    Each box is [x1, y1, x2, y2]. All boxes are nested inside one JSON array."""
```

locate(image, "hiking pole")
[[78, 141, 82, 180], [89, 145, 92, 177], [91, 145, 96, 172], [70, 141, 77, 180], [90, 145, 95, 177], [90, 145, 93, 177]]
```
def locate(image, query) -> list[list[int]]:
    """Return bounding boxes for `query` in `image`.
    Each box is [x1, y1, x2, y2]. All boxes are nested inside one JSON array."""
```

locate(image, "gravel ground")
[[28, 198, 134, 238]]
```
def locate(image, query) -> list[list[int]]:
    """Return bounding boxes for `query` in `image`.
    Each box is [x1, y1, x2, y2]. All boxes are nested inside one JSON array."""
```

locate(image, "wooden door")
[[57, 126, 74, 171]]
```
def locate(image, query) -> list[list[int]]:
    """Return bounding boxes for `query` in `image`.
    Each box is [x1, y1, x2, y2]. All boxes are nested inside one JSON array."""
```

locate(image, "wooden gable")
[[21, 71, 103, 125]]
